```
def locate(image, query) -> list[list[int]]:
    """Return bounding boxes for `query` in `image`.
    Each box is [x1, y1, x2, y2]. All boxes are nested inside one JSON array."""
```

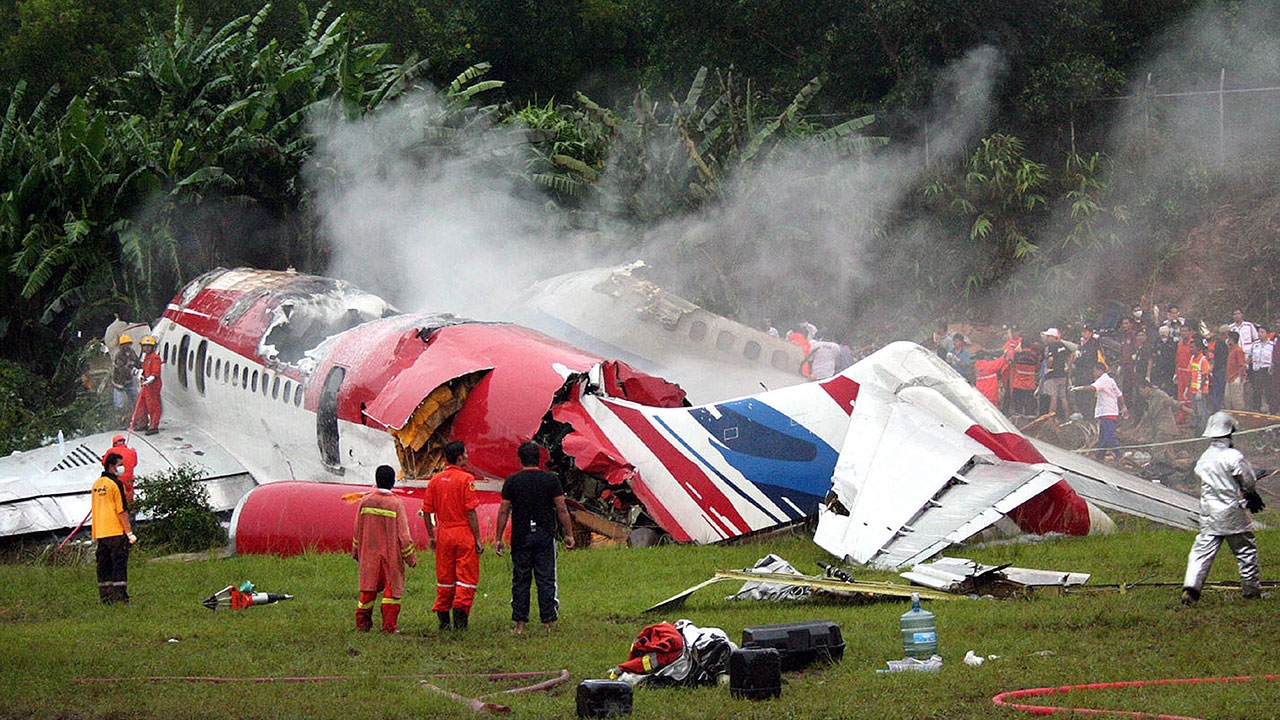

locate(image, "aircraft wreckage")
[[0, 267, 1199, 568]]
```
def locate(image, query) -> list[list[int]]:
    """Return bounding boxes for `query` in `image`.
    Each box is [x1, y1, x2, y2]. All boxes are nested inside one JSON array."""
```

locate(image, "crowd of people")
[[919, 303, 1279, 456]]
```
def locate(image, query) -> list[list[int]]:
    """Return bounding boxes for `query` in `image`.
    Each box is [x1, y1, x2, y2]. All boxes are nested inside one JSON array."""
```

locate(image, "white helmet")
[[1202, 411, 1238, 438]]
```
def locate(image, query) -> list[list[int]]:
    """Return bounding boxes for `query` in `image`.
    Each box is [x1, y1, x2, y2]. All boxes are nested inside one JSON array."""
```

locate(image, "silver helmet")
[[1201, 411, 1238, 438]]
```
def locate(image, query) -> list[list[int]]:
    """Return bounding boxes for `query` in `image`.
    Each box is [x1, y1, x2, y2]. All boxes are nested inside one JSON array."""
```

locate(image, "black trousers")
[[510, 532, 558, 624], [95, 535, 130, 604]]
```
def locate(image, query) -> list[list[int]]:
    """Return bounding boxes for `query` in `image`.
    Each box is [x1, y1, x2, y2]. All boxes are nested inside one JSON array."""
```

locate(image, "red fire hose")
[[993, 674, 1280, 719]]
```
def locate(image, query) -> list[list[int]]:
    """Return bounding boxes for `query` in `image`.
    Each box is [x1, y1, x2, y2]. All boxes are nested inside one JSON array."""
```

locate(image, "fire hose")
[[993, 674, 1280, 719], [73, 669, 571, 714]]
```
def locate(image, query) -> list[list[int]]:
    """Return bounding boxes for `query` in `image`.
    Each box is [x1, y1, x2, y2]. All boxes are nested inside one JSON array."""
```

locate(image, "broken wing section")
[[1030, 439, 1198, 530], [814, 380, 1062, 570]]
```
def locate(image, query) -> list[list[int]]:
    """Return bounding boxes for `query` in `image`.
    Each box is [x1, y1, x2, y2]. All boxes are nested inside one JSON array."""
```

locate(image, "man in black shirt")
[[1042, 328, 1072, 420], [494, 442, 576, 633]]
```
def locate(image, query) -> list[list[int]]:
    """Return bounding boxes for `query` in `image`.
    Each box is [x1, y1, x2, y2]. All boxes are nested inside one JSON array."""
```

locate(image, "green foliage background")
[[133, 464, 228, 552], [1, 0, 1279, 433]]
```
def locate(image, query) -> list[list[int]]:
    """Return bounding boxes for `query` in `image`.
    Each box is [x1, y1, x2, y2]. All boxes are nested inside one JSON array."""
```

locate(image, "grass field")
[[2, 523, 1279, 719]]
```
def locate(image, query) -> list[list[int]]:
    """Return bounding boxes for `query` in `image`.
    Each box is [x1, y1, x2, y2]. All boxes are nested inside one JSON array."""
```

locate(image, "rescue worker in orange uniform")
[[1175, 324, 1195, 422], [101, 435, 139, 504], [92, 453, 136, 604], [1011, 343, 1042, 416], [421, 440, 483, 631], [1188, 338, 1212, 435], [973, 350, 1010, 406], [353, 465, 418, 633], [137, 335, 163, 435]]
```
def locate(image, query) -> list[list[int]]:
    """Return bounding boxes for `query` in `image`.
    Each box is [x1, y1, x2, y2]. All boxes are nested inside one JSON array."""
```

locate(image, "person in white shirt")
[[805, 339, 843, 380], [1073, 361, 1127, 462], [1248, 323, 1272, 411], [1229, 309, 1259, 356]]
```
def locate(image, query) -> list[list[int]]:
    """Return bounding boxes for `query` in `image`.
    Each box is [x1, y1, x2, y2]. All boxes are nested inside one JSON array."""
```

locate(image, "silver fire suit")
[[1182, 439, 1261, 596]]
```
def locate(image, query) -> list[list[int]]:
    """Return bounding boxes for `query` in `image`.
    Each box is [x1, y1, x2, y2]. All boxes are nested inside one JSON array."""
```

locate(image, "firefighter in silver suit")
[[1181, 411, 1262, 604]]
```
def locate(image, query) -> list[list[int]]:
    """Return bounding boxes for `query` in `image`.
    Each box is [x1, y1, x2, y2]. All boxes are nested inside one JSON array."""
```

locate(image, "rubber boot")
[[356, 608, 373, 632], [452, 607, 469, 630], [437, 610, 452, 631], [380, 602, 401, 633]]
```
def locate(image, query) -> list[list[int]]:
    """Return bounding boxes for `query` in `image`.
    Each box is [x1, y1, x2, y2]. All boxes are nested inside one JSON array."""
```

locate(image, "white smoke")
[[307, 45, 1006, 342], [307, 92, 572, 319]]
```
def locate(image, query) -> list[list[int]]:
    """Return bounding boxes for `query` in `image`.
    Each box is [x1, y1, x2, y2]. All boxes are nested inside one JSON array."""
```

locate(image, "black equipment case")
[[741, 620, 845, 671], [576, 679, 633, 717], [729, 646, 782, 700]]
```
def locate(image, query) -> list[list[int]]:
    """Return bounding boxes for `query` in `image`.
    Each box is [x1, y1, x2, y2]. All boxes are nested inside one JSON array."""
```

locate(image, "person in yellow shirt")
[[92, 453, 136, 604]]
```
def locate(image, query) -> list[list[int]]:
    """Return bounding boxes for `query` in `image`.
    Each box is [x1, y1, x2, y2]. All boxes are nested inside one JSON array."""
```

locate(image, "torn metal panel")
[[901, 557, 1090, 597], [1031, 439, 1199, 530], [561, 379, 854, 544]]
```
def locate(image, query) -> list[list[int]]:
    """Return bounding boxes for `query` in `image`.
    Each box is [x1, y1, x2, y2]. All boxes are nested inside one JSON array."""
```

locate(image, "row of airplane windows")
[[163, 340, 304, 407], [684, 319, 794, 371]]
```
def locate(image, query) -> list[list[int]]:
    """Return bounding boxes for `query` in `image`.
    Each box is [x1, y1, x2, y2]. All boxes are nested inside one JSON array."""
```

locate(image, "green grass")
[[3, 526, 1279, 719]]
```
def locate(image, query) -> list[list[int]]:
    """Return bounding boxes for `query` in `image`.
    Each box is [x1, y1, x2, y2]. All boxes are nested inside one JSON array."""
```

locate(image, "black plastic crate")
[[576, 679, 632, 718], [741, 620, 845, 671], [729, 646, 781, 700]]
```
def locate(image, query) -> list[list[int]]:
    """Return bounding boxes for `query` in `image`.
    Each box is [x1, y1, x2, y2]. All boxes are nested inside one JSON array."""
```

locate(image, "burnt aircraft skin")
[[155, 268, 685, 489]]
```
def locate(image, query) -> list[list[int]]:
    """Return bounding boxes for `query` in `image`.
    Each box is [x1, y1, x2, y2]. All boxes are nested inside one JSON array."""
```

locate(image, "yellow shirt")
[[91, 475, 127, 539]]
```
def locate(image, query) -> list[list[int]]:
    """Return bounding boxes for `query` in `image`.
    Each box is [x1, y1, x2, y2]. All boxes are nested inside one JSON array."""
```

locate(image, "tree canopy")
[[2, 0, 1279, 403]]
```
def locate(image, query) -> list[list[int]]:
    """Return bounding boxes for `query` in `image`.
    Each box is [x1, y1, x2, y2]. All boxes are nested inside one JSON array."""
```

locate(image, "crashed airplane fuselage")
[[3, 267, 1197, 568]]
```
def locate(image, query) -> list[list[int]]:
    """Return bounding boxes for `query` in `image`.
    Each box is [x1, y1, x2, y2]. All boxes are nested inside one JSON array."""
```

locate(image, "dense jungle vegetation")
[[3, 0, 1279, 446]]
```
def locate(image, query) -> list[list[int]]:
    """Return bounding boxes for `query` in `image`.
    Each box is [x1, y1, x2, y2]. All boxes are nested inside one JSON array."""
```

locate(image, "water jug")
[[900, 592, 937, 659]]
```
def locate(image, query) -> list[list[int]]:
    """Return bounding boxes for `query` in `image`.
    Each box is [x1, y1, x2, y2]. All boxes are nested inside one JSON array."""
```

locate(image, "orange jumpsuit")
[[974, 355, 1009, 406], [353, 490, 417, 632], [102, 438, 138, 503], [1175, 338, 1193, 406], [423, 465, 480, 613], [139, 351, 163, 432]]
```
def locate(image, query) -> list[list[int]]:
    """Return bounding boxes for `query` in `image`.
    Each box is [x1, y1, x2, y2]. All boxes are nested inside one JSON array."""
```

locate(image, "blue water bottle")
[[900, 592, 938, 659]]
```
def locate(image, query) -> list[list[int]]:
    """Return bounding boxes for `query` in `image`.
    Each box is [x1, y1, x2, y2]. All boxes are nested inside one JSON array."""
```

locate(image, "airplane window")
[[262, 373, 270, 396], [177, 335, 190, 389], [194, 340, 208, 395], [282, 380, 291, 402], [689, 320, 707, 342], [294, 384, 304, 406], [251, 371, 259, 393], [743, 340, 761, 360], [215, 358, 222, 380], [715, 330, 734, 352], [232, 364, 240, 387], [205, 358, 211, 376], [771, 350, 792, 371]]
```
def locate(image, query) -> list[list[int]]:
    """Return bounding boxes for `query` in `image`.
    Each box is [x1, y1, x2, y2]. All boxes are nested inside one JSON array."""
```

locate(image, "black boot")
[[437, 610, 452, 631], [452, 607, 469, 630]]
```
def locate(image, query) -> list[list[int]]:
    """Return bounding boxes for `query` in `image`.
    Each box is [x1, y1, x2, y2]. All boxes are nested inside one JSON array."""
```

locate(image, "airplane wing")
[[814, 381, 1063, 569], [0, 422, 255, 539], [1030, 439, 1199, 530]]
